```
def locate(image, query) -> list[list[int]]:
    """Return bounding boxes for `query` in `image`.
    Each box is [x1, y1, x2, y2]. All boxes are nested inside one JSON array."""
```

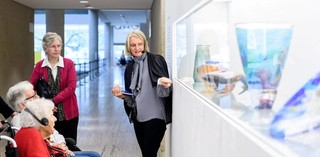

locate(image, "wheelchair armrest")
[[0, 135, 17, 148]]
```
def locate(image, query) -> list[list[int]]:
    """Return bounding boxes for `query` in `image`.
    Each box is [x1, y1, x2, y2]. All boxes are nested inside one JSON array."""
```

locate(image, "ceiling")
[[13, 0, 153, 25]]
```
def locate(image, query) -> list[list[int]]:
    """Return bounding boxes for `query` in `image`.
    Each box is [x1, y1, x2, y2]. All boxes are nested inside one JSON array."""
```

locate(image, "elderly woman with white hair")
[[7, 81, 102, 157], [14, 98, 56, 157], [6, 81, 39, 127]]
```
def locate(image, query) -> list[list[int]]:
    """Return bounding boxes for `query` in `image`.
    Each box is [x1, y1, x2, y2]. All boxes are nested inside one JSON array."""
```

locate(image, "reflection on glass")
[[202, 71, 248, 95], [236, 23, 293, 109], [269, 72, 320, 139]]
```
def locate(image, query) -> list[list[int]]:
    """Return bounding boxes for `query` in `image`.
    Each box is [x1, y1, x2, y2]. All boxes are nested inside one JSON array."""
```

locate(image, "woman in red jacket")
[[30, 32, 79, 143], [15, 99, 57, 157]]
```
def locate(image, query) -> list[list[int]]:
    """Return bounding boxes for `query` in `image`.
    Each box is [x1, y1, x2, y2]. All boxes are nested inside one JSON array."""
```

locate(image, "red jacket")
[[30, 58, 79, 120], [15, 127, 51, 157]]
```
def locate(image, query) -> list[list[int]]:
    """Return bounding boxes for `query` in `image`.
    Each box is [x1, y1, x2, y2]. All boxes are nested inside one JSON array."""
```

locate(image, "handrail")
[[74, 58, 106, 86]]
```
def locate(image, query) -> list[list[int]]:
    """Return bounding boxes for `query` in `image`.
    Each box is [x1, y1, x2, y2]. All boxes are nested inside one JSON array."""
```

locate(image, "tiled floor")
[[75, 65, 142, 157]]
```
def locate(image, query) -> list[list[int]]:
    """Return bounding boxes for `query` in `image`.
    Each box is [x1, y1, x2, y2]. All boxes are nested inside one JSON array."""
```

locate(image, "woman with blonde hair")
[[112, 29, 172, 157]]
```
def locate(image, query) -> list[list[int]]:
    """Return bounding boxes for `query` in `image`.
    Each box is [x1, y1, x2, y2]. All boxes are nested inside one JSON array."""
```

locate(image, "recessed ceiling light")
[[80, 0, 89, 4], [84, 3, 94, 9]]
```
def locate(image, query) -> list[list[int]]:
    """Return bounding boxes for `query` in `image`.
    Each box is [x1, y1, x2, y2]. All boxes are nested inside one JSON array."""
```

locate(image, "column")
[[88, 10, 99, 77], [104, 22, 113, 66], [46, 10, 65, 56]]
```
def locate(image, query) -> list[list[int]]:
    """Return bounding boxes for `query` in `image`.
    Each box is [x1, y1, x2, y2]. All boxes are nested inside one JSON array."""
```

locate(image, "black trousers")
[[54, 116, 79, 144], [133, 119, 166, 157]]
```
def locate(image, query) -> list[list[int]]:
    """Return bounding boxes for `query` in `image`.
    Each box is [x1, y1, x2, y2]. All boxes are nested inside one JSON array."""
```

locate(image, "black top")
[[0, 96, 14, 119], [124, 52, 172, 124]]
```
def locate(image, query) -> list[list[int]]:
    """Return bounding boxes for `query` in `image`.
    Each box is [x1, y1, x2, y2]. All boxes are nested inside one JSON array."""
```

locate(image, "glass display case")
[[173, 0, 235, 97], [173, 0, 249, 119], [172, 0, 320, 157]]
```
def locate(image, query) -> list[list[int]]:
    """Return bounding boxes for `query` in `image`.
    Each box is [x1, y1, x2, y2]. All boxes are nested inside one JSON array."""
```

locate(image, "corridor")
[[76, 65, 141, 157]]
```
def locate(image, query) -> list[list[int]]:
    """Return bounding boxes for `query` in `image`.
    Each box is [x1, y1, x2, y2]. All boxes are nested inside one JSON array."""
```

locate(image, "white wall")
[[171, 80, 293, 157], [167, 0, 320, 156]]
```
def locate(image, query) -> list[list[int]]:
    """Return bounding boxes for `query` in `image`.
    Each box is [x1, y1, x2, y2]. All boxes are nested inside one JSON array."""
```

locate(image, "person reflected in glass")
[[29, 32, 79, 144], [112, 29, 172, 157]]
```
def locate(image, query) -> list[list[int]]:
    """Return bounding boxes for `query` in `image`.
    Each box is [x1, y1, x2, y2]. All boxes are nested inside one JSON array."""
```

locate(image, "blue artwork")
[[269, 72, 320, 139], [236, 23, 293, 109]]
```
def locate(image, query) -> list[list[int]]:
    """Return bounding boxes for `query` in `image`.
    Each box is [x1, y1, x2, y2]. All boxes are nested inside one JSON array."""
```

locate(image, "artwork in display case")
[[267, 72, 320, 157], [193, 45, 211, 83], [174, 0, 244, 98], [172, 0, 320, 156], [235, 23, 293, 109], [269, 72, 320, 139]]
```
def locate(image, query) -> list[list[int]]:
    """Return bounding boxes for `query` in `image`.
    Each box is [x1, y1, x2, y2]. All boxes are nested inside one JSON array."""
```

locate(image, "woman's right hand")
[[112, 85, 125, 99]]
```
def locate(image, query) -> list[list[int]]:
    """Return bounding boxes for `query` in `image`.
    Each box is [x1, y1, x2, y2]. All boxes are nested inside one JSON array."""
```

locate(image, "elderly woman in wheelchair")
[[6, 81, 101, 157], [15, 98, 57, 156]]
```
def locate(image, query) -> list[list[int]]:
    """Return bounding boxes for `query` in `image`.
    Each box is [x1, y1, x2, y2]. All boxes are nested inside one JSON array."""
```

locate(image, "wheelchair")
[[0, 120, 19, 157], [0, 119, 81, 154]]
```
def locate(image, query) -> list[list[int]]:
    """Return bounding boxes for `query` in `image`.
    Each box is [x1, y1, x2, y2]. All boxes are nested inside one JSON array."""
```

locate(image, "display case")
[[173, 0, 249, 120], [171, 0, 320, 157]]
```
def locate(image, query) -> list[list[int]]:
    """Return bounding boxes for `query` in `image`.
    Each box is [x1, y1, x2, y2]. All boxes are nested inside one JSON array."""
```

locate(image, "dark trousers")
[[55, 116, 79, 144], [133, 119, 166, 157]]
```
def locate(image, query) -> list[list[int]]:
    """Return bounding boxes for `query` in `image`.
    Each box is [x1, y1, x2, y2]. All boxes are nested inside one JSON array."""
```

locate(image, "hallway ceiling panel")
[[14, 0, 152, 26], [13, 0, 153, 10]]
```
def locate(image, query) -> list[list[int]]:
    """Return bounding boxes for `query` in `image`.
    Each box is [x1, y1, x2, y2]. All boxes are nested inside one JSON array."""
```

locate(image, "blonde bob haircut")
[[125, 29, 149, 56]]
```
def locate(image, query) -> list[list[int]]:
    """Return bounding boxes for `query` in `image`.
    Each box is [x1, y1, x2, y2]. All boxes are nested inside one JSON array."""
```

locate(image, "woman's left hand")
[[160, 77, 172, 88]]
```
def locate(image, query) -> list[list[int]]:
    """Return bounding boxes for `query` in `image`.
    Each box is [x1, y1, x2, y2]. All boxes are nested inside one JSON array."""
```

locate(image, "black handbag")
[[123, 96, 137, 123], [35, 77, 53, 99], [128, 105, 137, 123], [65, 138, 82, 151]]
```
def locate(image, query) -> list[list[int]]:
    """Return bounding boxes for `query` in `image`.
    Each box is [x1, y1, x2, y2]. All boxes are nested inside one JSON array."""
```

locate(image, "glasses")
[[48, 44, 62, 50], [25, 91, 38, 101]]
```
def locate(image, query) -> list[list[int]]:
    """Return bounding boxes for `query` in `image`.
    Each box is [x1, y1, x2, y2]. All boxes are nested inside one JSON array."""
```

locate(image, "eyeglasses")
[[25, 91, 38, 101], [48, 44, 62, 50]]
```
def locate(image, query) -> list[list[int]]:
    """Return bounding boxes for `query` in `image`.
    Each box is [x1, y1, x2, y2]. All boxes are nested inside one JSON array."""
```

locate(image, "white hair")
[[20, 98, 54, 128], [6, 81, 33, 111], [42, 32, 63, 50]]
